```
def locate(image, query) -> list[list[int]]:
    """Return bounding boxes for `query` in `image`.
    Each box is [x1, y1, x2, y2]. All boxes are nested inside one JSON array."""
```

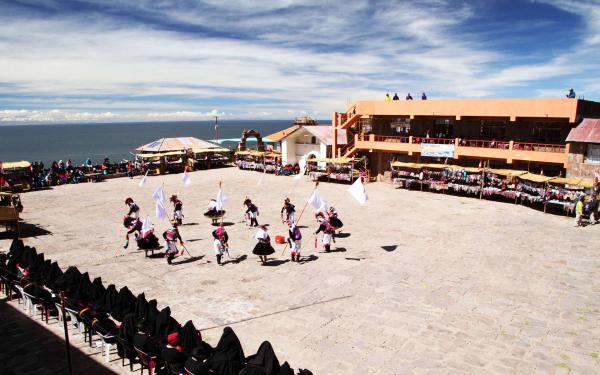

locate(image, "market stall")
[[307, 157, 364, 183], [545, 177, 593, 215], [136, 151, 185, 175], [390, 161, 448, 191], [0, 161, 33, 192], [192, 147, 231, 169]]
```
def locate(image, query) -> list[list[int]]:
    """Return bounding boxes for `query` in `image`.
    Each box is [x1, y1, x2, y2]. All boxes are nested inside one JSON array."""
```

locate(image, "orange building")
[[330, 98, 600, 178]]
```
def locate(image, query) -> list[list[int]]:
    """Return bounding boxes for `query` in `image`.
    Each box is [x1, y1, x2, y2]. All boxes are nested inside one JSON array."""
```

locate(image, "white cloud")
[[0, 0, 599, 123]]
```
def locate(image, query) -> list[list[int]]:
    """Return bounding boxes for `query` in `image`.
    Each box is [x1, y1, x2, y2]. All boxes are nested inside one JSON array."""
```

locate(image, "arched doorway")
[[238, 130, 265, 152]]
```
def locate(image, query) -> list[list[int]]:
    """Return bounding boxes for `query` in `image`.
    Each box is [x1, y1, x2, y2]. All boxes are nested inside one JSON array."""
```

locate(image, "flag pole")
[[60, 292, 74, 375], [281, 181, 318, 255]]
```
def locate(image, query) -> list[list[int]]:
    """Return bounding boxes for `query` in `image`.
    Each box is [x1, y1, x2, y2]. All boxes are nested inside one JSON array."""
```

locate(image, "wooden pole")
[[60, 292, 74, 375]]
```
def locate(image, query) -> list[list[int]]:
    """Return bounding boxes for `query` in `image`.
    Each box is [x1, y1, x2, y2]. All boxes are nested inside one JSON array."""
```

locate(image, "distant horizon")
[[0, 118, 330, 127]]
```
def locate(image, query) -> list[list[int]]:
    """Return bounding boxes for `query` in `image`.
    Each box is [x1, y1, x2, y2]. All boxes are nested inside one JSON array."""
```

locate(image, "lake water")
[[0, 120, 294, 165]]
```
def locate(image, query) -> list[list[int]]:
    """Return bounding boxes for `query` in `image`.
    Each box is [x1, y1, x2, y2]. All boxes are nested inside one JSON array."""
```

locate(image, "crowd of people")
[[122, 194, 345, 267], [0, 240, 313, 374], [385, 92, 427, 101], [22, 158, 142, 189]]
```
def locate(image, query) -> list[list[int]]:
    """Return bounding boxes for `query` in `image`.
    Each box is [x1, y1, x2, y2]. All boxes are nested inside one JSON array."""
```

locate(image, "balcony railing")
[[356, 134, 566, 154], [512, 142, 566, 153]]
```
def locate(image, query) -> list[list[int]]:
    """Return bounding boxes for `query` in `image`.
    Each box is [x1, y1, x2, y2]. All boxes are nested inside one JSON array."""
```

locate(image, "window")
[[311, 136, 317, 144], [585, 144, 600, 164]]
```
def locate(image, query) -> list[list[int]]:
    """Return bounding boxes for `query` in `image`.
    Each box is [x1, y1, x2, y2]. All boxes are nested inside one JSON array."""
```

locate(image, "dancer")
[[315, 217, 335, 252], [327, 206, 344, 232], [280, 198, 296, 223], [212, 223, 229, 244], [123, 217, 142, 249], [288, 220, 302, 262], [163, 221, 184, 265], [204, 199, 225, 225], [137, 219, 160, 252], [244, 198, 259, 227], [170, 194, 184, 225], [252, 224, 274, 265], [213, 234, 225, 266], [125, 197, 140, 219]]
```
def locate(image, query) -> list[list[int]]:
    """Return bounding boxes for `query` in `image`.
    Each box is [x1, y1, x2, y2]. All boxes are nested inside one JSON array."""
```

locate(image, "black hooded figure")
[[153, 306, 180, 342], [144, 299, 159, 336], [206, 327, 246, 375], [239, 341, 280, 375], [279, 362, 294, 375], [53, 266, 82, 295], [8, 239, 24, 260], [112, 286, 136, 321], [72, 272, 92, 301], [179, 320, 201, 355], [97, 284, 118, 314], [117, 313, 137, 360], [90, 277, 106, 303], [44, 261, 63, 290], [20, 246, 38, 268], [134, 292, 148, 322]]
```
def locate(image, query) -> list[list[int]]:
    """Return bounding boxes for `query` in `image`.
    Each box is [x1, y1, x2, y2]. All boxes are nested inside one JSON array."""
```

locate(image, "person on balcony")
[[406, 93, 413, 100], [566, 88, 576, 98], [384, 93, 391, 101], [392, 93, 399, 100], [422, 92, 427, 100]]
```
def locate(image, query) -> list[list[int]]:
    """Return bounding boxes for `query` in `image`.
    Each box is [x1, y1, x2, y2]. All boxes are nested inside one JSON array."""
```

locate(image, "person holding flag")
[[137, 216, 161, 252], [170, 194, 184, 225], [163, 221, 185, 265], [287, 220, 302, 262], [315, 217, 335, 252], [213, 233, 226, 266]]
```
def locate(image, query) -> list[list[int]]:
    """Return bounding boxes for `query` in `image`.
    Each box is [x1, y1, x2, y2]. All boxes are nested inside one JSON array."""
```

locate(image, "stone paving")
[[1, 167, 600, 374]]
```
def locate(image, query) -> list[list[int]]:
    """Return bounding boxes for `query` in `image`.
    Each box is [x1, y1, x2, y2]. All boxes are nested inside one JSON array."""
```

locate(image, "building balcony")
[[352, 134, 569, 166]]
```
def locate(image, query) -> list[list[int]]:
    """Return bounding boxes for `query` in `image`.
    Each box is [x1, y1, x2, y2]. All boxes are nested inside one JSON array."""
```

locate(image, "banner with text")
[[420, 143, 455, 158]]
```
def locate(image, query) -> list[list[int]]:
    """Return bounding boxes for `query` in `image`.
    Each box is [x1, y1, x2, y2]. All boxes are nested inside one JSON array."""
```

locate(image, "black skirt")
[[253, 242, 275, 256], [204, 210, 225, 218], [330, 217, 343, 228]]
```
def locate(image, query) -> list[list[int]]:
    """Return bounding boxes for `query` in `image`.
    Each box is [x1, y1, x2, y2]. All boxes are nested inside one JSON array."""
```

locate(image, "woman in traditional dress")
[[252, 224, 274, 265], [244, 198, 259, 227], [170, 194, 184, 225], [327, 206, 344, 231], [163, 221, 184, 265], [204, 199, 225, 225]]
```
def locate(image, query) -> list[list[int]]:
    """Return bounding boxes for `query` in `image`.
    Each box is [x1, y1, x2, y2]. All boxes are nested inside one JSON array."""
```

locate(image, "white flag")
[[293, 157, 307, 181], [347, 178, 368, 204], [141, 216, 153, 237], [138, 170, 149, 188], [182, 169, 191, 187], [308, 188, 324, 209], [216, 188, 226, 211], [155, 200, 168, 220], [152, 184, 166, 203]]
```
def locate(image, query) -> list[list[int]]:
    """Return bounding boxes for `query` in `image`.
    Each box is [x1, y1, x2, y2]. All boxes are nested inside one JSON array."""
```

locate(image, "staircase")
[[339, 140, 357, 158], [339, 113, 360, 129]]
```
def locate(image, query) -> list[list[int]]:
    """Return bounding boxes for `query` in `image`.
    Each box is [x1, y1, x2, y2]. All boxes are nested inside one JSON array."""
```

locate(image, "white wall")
[[282, 128, 322, 164]]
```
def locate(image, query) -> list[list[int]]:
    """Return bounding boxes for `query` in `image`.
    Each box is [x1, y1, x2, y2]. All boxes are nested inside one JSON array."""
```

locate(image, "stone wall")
[[566, 143, 600, 178]]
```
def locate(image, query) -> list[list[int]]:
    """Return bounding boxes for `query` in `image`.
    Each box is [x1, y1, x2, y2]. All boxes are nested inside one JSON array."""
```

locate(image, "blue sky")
[[0, 0, 599, 123]]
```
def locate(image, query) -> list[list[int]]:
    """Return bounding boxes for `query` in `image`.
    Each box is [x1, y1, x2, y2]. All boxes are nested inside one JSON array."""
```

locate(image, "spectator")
[[406, 93, 413, 100], [566, 88, 576, 98], [392, 93, 399, 101], [384, 93, 391, 101], [575, 196, 584, 227], [422, 92, 427, 100]]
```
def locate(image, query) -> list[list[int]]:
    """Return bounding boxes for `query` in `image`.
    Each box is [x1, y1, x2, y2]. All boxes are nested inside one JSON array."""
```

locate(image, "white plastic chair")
[[64, 307, 84, 337], [14, 285, 26, 310], [94, 331, 116, 363], [21, 291, 43, 317]]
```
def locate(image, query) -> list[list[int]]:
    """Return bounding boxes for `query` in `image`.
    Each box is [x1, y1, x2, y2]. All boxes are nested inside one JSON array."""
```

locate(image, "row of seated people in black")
[[1, 239, 313, 375]]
